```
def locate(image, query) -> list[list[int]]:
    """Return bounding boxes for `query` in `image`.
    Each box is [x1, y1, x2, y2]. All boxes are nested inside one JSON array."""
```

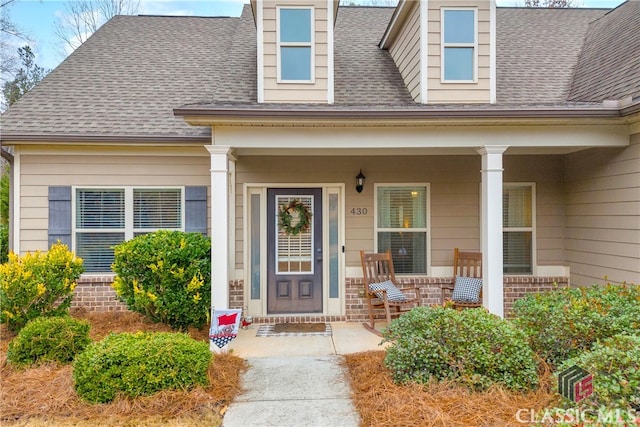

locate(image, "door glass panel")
[[329, 193, 339, 298], [276, 195, 313, 274], [250, 193, 261, 299]]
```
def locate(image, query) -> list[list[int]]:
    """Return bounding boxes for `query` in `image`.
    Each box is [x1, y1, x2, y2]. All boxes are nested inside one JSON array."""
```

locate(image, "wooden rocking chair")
[[441, 248, 483, 309], [360, 250, 421, 334]]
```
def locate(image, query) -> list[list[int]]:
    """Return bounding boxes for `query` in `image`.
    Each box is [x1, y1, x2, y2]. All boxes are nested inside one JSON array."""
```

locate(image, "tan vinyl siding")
[[563, 137, 640, 286], [503, 155, 565, 267], [262, 0, 329, 103], [234, 154, 564, 272], [388, 2, 422, 102], [18, 146, 210, 253], [427, 0, 491, 103]]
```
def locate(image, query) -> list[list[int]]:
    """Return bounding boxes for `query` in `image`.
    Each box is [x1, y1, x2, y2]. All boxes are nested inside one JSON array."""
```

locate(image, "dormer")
[[252, 0, 339, 104], [381, 0, 496, 104]]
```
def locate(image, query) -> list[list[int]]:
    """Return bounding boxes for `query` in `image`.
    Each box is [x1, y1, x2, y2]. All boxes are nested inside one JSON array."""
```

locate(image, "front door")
[[267, 188, 323, 314]]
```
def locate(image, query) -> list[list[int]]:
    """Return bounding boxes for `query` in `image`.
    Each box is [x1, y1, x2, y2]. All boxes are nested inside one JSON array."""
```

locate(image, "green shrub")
[[383, 306, 539, 391], [0, 243, 85, 332], [558, 334, 640, 412], [513, 284, 640, 368], [7, 316, 91, 368], [0, 167, 8, 263], [0, 224, 7, 264], [73, 332, 211, 403], [111, 230, 211, 330]]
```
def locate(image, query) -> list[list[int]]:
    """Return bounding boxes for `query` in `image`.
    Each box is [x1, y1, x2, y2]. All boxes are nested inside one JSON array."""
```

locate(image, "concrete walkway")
[[222, 322, 388, 427]]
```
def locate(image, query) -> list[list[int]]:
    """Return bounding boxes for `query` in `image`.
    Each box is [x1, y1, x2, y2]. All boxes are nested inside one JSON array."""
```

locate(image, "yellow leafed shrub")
[[0, 243, 84, 332]]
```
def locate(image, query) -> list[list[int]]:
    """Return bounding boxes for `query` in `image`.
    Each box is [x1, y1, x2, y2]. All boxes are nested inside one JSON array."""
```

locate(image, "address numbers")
[[350, 208, 368, 216]]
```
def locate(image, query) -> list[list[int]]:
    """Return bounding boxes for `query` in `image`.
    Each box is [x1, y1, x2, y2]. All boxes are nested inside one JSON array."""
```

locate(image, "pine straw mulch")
[[343, 351, 560, 427], [2, 310, 561, 427], [0, 309, 247, 427]]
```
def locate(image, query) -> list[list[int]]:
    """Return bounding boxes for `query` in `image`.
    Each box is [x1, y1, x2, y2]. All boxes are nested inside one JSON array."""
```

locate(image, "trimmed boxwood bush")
[[513, 284, 640, 368], [73, 332, 211, 403], [0, 243, 85, 332], [111, 230, 211, 330], [383, 306, 539, 391], [7, 316, 91, 368], [558, 334, 640, 412]]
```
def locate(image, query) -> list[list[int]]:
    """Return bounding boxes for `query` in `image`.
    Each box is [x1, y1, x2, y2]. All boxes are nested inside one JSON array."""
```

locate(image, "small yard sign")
[[209, 308, 242, 348]]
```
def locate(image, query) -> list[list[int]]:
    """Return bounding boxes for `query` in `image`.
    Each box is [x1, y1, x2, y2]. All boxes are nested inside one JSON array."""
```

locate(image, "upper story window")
[[376, 185, 429, 274], [277, 7, 314, 82], [441, 8, 477, 82]]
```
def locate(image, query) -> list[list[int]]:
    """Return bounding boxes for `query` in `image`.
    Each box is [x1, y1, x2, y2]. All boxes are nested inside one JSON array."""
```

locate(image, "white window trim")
[[72, 186, 185, 260], [440, 7, 478, 84], [373, 183, 431, 276], [276, 6, 315, 84], [503, 182, 537, 275]]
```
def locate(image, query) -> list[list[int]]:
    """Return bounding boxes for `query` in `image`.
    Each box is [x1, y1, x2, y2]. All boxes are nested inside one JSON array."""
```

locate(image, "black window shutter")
[[185, 186, 207, 235], [48, 186, 72, 248]]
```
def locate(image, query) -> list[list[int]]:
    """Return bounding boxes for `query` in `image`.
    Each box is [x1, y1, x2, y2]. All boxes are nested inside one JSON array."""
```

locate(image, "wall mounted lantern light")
[[355, 169, 366, 193]]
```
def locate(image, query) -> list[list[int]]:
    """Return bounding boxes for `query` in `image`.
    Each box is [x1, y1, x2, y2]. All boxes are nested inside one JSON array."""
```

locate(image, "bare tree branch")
[[0, 0, 33, 76], [54, 0, 140, 56], [523, 0, 579, 7]]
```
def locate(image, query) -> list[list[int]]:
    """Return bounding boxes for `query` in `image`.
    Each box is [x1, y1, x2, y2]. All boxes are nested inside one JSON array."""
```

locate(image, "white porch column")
[[477, 146, 508, 318], [206, 145, 236, 311]]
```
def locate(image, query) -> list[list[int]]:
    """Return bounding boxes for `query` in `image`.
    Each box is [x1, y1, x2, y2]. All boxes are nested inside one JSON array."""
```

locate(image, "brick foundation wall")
[[71, 275, 568, 319], [503, 276, 569, 318], [345, 276, 454, 322], [229, 279, 244, 310], [71, 276, 127, 312]]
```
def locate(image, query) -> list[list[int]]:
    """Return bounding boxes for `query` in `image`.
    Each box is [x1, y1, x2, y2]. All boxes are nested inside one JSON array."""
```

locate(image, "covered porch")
[[184, 111, 629, 322]]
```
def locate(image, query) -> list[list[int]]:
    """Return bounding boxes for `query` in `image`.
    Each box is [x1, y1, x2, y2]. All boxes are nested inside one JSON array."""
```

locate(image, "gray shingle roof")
[[1, 4, 636, 141], [569, 1, 640, 102], [334, 7, 413, 105], [2, 14, 241, 139], [496, 7, 606, 104]]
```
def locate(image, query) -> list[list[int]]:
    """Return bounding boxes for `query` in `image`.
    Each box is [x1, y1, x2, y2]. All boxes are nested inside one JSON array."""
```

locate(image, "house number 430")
[[350, 208, 368, 215]]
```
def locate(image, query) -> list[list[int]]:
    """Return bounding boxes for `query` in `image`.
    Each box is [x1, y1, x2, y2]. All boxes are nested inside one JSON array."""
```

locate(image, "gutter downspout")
[[1, 146, 14, 254]]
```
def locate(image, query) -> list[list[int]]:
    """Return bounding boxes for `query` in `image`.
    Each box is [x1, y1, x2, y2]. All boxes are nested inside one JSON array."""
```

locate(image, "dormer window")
[[441, 8, 477, 82], [277, 7, 314, 82]]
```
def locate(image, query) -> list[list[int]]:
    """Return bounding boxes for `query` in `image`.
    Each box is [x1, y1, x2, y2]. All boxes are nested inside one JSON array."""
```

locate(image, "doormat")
[[256, 323, 332, 337]]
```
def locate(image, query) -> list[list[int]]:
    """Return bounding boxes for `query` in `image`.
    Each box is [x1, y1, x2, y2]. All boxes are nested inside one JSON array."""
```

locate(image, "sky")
[[3, 0, 628, 73]]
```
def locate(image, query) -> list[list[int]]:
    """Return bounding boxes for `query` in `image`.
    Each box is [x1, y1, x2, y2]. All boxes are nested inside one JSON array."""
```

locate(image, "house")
[[1, 0, 638, 323]]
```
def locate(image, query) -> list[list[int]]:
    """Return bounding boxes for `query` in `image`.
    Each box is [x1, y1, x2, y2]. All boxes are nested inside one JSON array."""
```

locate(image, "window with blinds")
[[376, 185, 427, 274], [133, 189, 181, 230], [503, 184, 534, 274], [75, 187, 183, 273], [76, 189, 125, 273]]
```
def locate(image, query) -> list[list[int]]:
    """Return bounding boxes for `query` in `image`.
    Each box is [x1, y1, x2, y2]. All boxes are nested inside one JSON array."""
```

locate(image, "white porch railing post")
[[478, 146, 508, 318], [206, 145, 236, 313]]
